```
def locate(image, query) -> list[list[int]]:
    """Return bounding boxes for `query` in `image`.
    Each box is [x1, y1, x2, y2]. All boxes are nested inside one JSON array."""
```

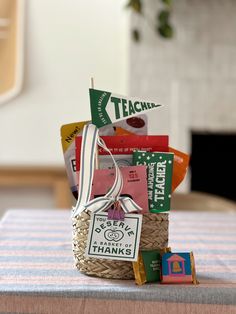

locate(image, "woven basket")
[[72, 211, 169, 279]]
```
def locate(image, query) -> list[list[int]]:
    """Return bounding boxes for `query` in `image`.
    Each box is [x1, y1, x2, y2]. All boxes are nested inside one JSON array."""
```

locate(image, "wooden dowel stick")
[[91, 77, 94, 89], [91, 77, 99, 170]]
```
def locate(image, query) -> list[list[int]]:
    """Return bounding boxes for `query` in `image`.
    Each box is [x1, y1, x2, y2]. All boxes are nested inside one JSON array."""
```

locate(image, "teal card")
[[133, 151, 174, 212]]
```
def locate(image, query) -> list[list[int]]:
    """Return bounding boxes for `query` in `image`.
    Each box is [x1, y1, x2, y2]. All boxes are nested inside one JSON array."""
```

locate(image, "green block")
[[141, 250, 161, 282], [133, 151, 174, 212]]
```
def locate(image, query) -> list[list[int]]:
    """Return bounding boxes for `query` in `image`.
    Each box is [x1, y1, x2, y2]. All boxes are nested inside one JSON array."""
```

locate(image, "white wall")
[[0, 0, 129, 165], [129, 0, 236, 191], [129, 0, 236, 151]]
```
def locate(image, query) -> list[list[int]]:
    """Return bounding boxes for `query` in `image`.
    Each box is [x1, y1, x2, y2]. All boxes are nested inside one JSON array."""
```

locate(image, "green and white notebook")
[[133, 151, 174, 212]]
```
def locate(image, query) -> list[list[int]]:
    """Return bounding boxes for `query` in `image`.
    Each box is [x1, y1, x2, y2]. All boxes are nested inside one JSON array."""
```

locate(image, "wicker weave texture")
[[72, 212, 169, 279]]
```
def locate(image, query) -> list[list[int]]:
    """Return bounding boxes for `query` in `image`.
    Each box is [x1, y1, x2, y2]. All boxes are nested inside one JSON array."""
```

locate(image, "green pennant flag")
[[89, 88, 162, 128]]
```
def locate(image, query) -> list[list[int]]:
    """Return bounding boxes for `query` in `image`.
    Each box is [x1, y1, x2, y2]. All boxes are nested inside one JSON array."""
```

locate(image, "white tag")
[[85, 213, 142, 261]]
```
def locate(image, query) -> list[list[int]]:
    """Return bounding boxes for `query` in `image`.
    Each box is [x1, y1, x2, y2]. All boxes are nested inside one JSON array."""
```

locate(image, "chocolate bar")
[[132, 248, 171, 285], [161, 252, 198, 284]]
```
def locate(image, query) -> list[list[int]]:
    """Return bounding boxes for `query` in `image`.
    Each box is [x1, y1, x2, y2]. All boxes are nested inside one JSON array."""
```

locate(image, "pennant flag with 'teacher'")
[[89, 88, 162, 128]]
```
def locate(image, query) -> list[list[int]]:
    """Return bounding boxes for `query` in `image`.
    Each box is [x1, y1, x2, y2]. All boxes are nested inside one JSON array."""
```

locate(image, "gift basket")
[[61, 86, 197, 284]]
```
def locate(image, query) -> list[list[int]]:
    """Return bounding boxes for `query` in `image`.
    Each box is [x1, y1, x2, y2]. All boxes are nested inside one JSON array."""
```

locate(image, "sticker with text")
[[85, 212, 143, 261], [133, 151, 174, 212]]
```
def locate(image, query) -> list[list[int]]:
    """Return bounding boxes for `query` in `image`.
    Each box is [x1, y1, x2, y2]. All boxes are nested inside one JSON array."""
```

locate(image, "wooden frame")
[[0, 0, 25, 105], [0, 166, 72, 209]]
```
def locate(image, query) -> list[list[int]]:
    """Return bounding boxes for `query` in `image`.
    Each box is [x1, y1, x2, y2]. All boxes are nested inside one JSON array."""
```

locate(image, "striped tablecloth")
[[0, 209, 235, 314]]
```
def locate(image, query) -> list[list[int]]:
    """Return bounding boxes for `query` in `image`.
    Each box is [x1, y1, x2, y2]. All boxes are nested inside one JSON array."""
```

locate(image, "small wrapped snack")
[[133, 248, 171, 285], [132, 252, 147, 285], [161, 252, 198, 284], [169, 147, 190, 192], [141, 250, 161, 282]]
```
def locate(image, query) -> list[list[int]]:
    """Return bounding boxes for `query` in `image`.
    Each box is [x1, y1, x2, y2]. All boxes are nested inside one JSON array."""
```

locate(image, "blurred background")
[[0, 0, 236, 217]]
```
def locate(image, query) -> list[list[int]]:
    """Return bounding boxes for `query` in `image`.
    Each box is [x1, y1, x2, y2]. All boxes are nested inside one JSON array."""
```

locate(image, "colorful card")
[[89, 88, 162, 128], [101, 114, 148, 136], [113, 115, 148, 135], [141, 250, 161, 282], [91, 165, 149, 214], [60, 119, 149, 199], [76, 135, 169, 171], [85, 212, 142, 262], [133, 151, 174, 212], [161, 252, 198, 284], [60, 121, 89, 198], [169, 147, 189, 192]]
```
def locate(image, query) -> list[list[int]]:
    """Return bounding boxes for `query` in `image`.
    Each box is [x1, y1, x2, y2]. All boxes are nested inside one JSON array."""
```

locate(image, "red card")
[[76, 135, 169, 171]]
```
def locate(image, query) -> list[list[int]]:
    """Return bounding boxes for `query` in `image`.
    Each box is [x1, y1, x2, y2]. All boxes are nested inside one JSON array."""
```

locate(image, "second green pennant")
[[89, 88, 162, 128]]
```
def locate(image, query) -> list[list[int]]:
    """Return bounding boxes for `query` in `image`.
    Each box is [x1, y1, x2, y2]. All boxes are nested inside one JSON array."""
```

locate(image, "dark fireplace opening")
[[191, 131, 236, 202]]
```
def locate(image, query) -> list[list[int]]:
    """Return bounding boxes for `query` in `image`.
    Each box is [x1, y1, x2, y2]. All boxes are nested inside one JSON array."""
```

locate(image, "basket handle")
[[72, 123, 142, 217]]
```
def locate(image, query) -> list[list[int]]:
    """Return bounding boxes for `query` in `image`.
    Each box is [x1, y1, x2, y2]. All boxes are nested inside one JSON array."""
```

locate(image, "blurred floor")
[[0, 208, 7, 218]]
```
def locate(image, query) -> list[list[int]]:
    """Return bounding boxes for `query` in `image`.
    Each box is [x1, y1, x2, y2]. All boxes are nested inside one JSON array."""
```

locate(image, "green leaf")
[[157, 24, 174, 38], [161, 0, 172, 6], [158, 10, 170, 25], [132, 29, 141, 42], [126, 0, 142, 14]]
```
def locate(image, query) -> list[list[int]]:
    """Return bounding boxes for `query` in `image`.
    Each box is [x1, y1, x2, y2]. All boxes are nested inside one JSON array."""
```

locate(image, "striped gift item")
[[72, 123, 169, 279]]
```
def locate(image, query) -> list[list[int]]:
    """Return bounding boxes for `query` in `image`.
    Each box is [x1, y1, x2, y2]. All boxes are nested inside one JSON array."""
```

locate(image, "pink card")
[[91, 165, 148, 214]]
